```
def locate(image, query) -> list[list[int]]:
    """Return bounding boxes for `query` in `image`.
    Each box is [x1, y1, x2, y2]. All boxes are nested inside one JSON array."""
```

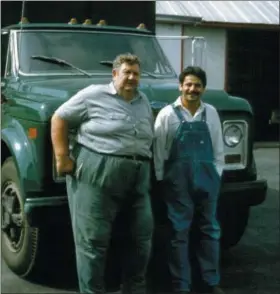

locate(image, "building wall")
[[156, 23, 227, 90], [155, 23, 182, 75]]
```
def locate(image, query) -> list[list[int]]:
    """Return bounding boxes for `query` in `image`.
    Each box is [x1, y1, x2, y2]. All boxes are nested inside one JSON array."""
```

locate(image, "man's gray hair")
[[113, 53, 141, 69]]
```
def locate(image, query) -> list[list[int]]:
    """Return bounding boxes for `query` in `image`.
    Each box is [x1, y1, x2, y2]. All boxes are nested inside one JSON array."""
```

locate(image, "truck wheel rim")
[[1, 181, 24, 253]]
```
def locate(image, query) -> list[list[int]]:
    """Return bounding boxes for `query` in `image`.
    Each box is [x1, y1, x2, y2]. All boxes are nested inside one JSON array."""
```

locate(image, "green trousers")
[[66, 145, 154, 294]]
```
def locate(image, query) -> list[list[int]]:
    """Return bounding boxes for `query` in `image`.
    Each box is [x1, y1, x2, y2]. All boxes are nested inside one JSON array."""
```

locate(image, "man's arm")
[[51, 114, 69, 157], [51, 114, 74, 175], [153, 110, 168, 181], [212, 108, 225, 177], [51, 87, 89, 175]]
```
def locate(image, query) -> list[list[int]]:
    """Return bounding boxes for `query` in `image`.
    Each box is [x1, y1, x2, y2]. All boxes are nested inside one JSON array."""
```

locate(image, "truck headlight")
[[223, 124, 243, 147]]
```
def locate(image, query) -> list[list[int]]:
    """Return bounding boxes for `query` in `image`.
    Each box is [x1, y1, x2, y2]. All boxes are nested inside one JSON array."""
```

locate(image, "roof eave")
[[156, 14, 203, 25], [198, 20, 280, 31]]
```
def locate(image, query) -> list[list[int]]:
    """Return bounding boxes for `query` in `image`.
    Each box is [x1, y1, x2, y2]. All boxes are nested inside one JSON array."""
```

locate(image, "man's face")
[[113, 62, 140, 94], [179, 74, 205, 103]]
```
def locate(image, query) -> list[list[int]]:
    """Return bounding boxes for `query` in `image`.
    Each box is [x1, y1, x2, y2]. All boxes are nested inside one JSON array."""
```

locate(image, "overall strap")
[[201, 107, 207, 122], [172, 104, 186, 123]]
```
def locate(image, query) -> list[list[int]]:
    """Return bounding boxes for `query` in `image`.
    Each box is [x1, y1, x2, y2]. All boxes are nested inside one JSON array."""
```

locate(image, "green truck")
[[1, 0, 267, 286]]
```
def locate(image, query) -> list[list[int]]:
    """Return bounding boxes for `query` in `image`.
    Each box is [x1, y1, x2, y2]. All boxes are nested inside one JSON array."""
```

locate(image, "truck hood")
[[16, 76, 253, 122]]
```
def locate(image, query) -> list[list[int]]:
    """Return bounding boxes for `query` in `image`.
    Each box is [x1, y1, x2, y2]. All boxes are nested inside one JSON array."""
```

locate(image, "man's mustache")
[[186, 92, 200, 95]]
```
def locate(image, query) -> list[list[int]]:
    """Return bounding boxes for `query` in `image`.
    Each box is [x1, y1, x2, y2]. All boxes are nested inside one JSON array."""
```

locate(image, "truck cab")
[[1, 16, 267, 285]]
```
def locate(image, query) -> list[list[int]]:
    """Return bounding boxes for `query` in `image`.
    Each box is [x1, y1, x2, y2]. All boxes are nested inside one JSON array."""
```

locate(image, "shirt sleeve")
[[153, 109, 168, 181], [54, 87, 89, 127], [211, 108, 225, 177]]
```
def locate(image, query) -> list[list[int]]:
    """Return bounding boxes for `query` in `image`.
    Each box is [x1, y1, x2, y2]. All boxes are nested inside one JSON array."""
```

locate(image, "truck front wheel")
[[1, 157, 39, 278]]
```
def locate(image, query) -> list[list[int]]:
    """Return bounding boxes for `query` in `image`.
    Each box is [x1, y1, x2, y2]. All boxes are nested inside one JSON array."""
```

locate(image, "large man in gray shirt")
[[51, 54, 154, 294]]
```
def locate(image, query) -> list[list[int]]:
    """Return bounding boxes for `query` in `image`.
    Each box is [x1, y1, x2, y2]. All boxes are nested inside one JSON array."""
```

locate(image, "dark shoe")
[[211, 286, 225, 294], [194, 286, 225, 294]]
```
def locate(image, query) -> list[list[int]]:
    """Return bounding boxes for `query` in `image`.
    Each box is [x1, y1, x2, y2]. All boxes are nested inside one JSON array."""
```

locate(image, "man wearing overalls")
[[153, 66, 225, 294], [51, 54, 154, 294]]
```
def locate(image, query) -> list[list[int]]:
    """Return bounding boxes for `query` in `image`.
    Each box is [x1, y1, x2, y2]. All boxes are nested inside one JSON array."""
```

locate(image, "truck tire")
[[1, 157, 39, 278], [219, 205, 250, 250]]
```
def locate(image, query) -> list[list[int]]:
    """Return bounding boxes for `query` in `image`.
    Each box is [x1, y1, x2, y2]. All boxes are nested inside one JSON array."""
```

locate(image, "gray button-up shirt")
[[55, 82, 154, 158]]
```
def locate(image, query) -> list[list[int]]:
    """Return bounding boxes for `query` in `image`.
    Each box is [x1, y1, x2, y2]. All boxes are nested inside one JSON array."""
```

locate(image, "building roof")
[[156, 1, 279, 25]]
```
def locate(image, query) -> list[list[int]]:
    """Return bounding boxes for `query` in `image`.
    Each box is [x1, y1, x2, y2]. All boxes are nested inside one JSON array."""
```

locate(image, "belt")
[[77, 143, 151, 162], [108, 153, 151, 162]]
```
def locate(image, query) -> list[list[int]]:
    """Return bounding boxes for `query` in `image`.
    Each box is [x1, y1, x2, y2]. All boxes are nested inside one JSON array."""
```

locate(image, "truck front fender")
[[1, 119, 42, 197]]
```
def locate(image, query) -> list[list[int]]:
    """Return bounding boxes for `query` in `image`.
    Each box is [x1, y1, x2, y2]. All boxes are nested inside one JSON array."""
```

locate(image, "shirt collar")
[[108, 82, 142, 100], [108, 82, 117, 95], [174, 96, 205, 111]]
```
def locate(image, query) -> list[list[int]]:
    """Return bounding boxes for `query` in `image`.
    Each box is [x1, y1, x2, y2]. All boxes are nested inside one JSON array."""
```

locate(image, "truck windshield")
[[16, 30, 176, 77]]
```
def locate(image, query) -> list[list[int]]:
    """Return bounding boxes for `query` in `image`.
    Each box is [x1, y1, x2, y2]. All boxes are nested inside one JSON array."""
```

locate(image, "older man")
[[51, 53, 154, 294]]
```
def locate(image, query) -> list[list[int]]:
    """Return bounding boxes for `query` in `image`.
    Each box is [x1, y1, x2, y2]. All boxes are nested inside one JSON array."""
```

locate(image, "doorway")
[[226, 29, 279, 142]]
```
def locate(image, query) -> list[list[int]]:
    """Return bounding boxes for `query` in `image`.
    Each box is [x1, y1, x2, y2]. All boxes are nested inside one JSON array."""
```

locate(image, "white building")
[[155, 1, 279, 141], [155, 1, 279, 88]]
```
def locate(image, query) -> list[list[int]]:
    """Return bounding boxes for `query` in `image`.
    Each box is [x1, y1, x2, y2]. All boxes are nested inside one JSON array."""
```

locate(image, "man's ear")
[[112, 68, 118, 78], [178, 84, 182, 92]]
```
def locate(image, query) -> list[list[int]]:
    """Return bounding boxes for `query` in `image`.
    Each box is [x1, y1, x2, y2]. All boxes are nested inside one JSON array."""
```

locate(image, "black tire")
[[219, 204, 250, 250], [1, 157, 39, 278]]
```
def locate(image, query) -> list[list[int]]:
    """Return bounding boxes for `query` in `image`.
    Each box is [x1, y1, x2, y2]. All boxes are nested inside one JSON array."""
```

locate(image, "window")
[[17, 31, 176, 77]]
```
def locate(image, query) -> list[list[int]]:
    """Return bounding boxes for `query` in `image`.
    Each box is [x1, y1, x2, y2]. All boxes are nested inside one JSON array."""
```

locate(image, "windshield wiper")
[[99, 60, 160, 79], [31, 55, 92, 77]]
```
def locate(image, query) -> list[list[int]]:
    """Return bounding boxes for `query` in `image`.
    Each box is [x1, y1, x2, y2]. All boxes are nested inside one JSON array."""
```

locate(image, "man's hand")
[[55, 155, 75, 176]]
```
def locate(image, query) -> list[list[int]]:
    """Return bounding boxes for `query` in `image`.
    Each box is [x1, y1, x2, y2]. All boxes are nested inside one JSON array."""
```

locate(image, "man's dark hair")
[[179, 66, 207, 88]]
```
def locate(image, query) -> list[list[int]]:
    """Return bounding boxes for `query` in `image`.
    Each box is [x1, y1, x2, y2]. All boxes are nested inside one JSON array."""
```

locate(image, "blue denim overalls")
[[163, 104, 221, 292]]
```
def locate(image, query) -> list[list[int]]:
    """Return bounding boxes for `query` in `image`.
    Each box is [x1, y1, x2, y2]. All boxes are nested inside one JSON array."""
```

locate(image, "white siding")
[[183, 26, 226, 90], [156, 23, 227, 90], [155, 23, 182, 75]]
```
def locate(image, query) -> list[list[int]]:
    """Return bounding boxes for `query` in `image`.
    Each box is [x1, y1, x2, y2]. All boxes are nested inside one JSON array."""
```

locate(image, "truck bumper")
[[24, 179, 267, 226], [24, 196, 69, 227], [220, 178, 268, 206]]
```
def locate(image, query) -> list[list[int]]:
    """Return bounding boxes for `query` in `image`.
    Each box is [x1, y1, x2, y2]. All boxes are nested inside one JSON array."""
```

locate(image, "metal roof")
[[156, 1, 279, 25]]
